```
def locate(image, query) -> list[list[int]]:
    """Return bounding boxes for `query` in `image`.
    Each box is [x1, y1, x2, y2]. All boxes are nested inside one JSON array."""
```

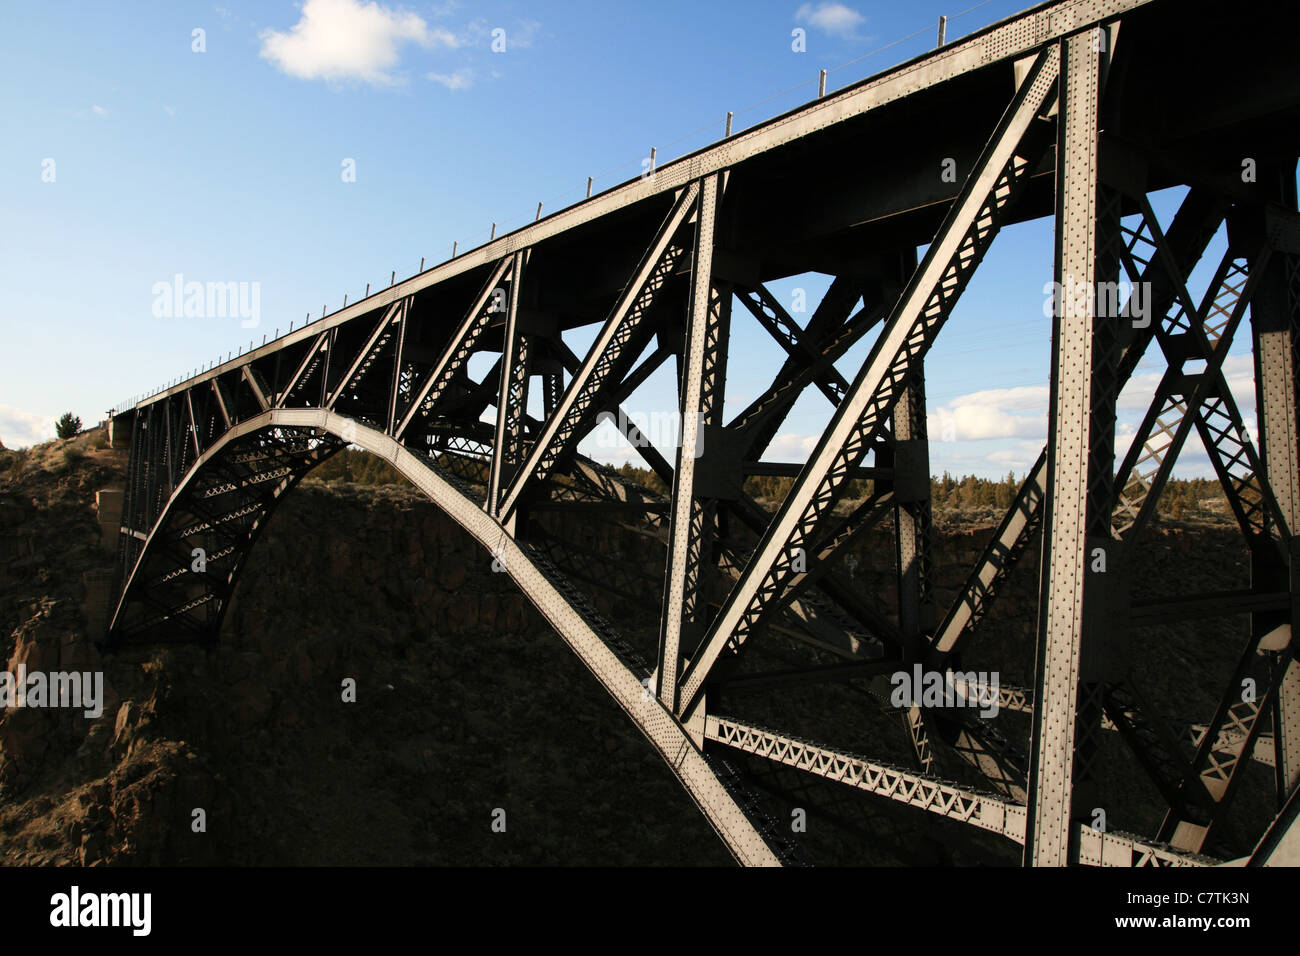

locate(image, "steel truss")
[[106, 0, 1300, 866]]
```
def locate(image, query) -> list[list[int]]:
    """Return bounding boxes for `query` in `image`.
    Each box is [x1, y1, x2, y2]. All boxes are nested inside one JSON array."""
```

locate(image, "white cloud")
[[928, 385, 1049, 441], [91, 104, 108, 117], [259, 0, 456, 86], [765, 432, 820, 459], [163, 105, 177, 117], [986, 441, 1044, 471], [794, 2, 865, 37], [1116, 368, 1162, 410], [1221, 352, 1257, 416], [427, 68, 472, 90], [0, 406, 55, 449]]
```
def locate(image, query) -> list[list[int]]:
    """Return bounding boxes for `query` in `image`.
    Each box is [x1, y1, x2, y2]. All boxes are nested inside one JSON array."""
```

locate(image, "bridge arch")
[[108, 408, 781, 865]]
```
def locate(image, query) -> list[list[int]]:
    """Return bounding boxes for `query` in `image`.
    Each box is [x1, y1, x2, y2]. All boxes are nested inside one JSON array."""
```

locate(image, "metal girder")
[[211, 377, 232, 429], [930, 453, 1047, 668], [550, 341, 678, 484], [185, 389, 201, 459], [1157, 641, 1295, 851], [1025, 32, 1103, 868], [659, 173, 728, 713], [705, 714, 1209, 867], [109, 426, 341, 644], [725, 488, 900, 656], [930, 188, 1230, 670], [680, 46, 1059, 718], [1110, 198, 1275, 550], [500, 185, 697, 520], [488, 251, 528, 519], [707, 713, 1024, 840], [922, 186, 1243, 815], [891, 267, 938, 771], [1193, 386, 1290, 551], [1251, 194, 1300, 797], [729, 278, 881, 460], [387, 305, 409, 434], [115, 408, 783, 863], [1130, 589, 1291, 625], [1248, 776, 1300, 865], [396, 257, 513, 440], [1001, 685, 1278, 769], [715, 541, 889, 660], [278, 331, 329, 407], [325, 299, 406, 409], [242, 365, 271, 412], [736, 284, 849, 406]]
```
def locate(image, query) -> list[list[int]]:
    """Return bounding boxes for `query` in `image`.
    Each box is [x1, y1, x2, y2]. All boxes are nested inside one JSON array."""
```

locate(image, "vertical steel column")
[[1252, 171, 1300, 798], [892, 243, 938, 770], [320, 329, 335, 411], [1025, 30, 1104, 867], [893, 269, 936, 650], [542, 367, 562, 419], [659, 174, 727, 715], [488, 252, 527, 523], [164, 396, 178, 494], [147, 401, 166, 531], [113, 410, 145, 609], [387, 300, 408, 434]]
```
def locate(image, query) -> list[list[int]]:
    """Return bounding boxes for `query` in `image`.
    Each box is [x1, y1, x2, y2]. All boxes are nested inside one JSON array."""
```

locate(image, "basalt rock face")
[[0, 434, 1269, 865], [0, 439, 729, 865]]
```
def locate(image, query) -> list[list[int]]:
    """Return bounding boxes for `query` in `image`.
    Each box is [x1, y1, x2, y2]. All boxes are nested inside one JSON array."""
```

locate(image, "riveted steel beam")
[[1025, 31, 1104, 868], [397, 257, 513, 440], [659, 174, 728, 713], [680, 46, 1060, 718], [488, 251, 528, 520], [500, 185, 698, 520]]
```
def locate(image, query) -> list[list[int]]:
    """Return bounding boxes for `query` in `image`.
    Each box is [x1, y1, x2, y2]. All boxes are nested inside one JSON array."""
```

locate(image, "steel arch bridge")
[[104, 0, 1300, 866]]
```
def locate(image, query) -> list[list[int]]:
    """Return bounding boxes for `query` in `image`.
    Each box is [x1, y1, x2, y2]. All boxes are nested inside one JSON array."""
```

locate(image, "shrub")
[[55, 413, 82, 439]]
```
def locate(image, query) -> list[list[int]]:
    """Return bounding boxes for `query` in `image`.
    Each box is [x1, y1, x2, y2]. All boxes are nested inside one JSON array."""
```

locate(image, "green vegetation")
[[0, 447, 30, 474], [1151, 476, 1225, 520], [931, 471, 1022, 511], [614, 462, 1228, 521], [307, 447, 408, 486], [302, 450, 1230, 523], [55, 413, 82, 439]]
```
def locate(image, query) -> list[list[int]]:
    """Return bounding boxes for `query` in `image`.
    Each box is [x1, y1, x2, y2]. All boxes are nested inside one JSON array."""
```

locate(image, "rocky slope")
[[0, 429, 1275, 865], [0, 433, 728, 865]]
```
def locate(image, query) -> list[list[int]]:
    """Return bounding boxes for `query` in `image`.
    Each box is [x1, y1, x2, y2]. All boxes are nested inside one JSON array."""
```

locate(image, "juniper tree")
[[55, 412, 81, 439]]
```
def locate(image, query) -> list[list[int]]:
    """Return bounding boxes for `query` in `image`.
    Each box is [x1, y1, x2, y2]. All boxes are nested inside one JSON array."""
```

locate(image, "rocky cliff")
[[0, 431, 1273, 865]]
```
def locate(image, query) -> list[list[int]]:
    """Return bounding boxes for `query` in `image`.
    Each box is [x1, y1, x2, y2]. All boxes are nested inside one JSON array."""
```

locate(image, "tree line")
[[303, 450, 1229, 520]]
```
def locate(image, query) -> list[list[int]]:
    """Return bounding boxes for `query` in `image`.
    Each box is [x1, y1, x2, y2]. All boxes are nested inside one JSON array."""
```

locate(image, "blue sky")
[[0, 0, 1273, 478]]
